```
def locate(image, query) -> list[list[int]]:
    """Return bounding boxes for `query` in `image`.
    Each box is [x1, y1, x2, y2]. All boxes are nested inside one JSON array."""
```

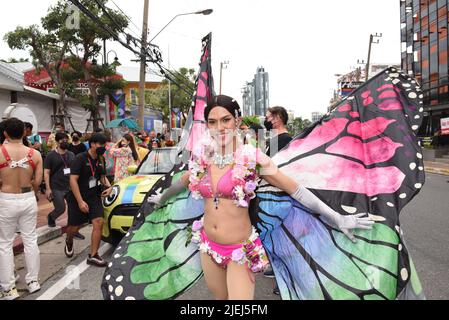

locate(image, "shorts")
[[67, 192, 104, 227], [191, 218, 269, 273]]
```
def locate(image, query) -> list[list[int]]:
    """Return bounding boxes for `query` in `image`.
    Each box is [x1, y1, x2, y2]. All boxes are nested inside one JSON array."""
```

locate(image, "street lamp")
[[365, 33, 382, 81], [219, 61, 229, 95], [93, 50, 120, 66], [92, 45, 121, 127], [147, 9, 212, 134], [149, 9, 213, 43]]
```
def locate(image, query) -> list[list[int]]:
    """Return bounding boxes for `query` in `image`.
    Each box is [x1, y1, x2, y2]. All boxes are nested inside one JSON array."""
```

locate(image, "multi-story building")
[[242, 67, 269, 116], [287, 110, 295, 125], [254, 67, 269, 116], [117, 66, 162, 107], [400, 0, 449, 138], [242, 81, 256, 116], [311, 112, 324, 123]]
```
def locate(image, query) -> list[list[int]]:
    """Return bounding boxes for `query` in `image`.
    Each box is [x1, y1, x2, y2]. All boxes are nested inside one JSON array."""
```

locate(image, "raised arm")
[[257, 150, 374, 242]]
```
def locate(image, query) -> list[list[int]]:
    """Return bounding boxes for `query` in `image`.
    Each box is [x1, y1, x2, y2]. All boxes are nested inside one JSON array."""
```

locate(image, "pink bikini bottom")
[[192, 221, 269, 273]]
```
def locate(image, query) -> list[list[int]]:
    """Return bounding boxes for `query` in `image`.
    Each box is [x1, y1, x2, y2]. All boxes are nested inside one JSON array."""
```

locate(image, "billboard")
[[441, 117, 449, 135], [340, 81, 364, 97]]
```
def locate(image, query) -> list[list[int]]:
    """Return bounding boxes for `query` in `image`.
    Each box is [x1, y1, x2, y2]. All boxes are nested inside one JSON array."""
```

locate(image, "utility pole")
[[103, 39, 111, 125], [219, 61, 229, 95], [138, 0, 150, 130], [365, 33, 382, 82]]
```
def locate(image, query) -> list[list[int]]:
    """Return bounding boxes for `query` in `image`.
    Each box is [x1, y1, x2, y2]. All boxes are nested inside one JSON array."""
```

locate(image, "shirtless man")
[[0, 118, 43, 300]]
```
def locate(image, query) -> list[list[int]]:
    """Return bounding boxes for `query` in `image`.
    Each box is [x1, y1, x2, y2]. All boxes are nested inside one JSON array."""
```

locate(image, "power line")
[[109, 0, 142, 38], [94, 0, 126, 32], [158, 64, 195, 92], [68, 0, 141, 57], [69, 0, 161, 65], [155, 64, 194, 96], [69, 0, 194, 96]]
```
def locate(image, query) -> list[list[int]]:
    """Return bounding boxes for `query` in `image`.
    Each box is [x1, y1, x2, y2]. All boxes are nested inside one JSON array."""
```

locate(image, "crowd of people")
[[0, 117, 178, 300], [0, 104, 294, 300]]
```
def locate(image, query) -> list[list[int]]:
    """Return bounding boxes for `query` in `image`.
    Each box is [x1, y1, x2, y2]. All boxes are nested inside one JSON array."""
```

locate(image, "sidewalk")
[[424, 161, 449, 176], [13, 193, 68, 255], [14, 225, 93, 299]]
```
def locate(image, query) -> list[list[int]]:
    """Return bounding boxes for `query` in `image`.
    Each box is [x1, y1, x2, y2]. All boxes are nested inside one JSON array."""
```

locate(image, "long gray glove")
[[291, 185, 374, 243], [147, 179, 186, 209]]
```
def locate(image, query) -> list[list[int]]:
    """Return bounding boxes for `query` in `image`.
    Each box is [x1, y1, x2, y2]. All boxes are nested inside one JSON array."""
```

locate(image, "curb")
[[425, 167, 449, 176], [13, 225, 68, 256]]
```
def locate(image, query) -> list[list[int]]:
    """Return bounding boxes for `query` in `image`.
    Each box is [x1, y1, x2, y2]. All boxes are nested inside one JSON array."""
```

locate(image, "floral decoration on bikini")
[[188, 218, 269, 273], [188, 137, 260, 208]]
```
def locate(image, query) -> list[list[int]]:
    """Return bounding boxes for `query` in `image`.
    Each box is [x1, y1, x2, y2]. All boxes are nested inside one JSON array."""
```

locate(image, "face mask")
[[96, 147, 106, 156], [59, 142, 69, 150], [264, 120, 273, 131], [72, 136, 80, 142]]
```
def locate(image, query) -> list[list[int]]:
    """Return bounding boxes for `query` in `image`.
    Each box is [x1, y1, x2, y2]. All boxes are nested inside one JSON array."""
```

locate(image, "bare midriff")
[[203, 198, 253, 245]]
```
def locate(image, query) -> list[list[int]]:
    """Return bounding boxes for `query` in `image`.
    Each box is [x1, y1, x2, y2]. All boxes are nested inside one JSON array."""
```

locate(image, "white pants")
[[0, 192, 40, 291]]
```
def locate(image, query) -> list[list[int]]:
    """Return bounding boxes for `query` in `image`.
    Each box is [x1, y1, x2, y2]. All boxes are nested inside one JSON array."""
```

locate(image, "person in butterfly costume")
[[101, 95, 375, 300], [102, 33, 425, 300]]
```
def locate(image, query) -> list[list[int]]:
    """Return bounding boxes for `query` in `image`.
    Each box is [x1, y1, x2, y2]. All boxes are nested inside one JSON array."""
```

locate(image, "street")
[[15, 173, 449, 300]]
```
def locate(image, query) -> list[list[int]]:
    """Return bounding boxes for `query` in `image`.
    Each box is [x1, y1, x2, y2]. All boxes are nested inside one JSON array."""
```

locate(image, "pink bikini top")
[[197, 166, 235, 199]]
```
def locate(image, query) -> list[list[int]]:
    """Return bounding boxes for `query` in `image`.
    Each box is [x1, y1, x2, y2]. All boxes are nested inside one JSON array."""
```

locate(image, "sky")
[[0, 0, 401, 120]]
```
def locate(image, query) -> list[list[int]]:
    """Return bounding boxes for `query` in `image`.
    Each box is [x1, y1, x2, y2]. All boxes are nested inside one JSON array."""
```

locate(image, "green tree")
[[145, 67, 196, 122], [4, 19, 74, 121], [5, 0, 128, 131], [289, 117, 312, 136], [45, 0, 128, 131], [242, 116, 261, 127]]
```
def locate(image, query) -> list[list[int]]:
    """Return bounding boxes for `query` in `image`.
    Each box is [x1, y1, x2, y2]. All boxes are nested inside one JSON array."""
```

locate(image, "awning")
[[24, 85, 77, 102]]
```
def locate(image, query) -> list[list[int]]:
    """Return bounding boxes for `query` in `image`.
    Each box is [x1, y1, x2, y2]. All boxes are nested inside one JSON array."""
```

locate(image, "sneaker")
[[47, 214, 56, 228], [73, 232, 85, 240], [0, 287, 19, 300], [273, 285, 280, 295], [87, 253, 108, 267], [27, 281, 41, 294], [64, 241, 74, 258], [264, 268, 275, 278]]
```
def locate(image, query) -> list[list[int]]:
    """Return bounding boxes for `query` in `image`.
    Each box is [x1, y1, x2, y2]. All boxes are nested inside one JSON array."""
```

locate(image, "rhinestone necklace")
[[212, 152, 234, 169]]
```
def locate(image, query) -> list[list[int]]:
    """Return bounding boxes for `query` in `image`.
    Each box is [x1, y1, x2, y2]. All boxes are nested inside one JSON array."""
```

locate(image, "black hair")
[[89, 133, 107, 148], [25, 122, 33, 130], [0, 120, 5, 144], [121, 134, 139, 162], [72, 131, 82, 138], [4, 118, 25, 140], [249, 124, 264, 132], [55, 132, 69, 143], [268, 106, 289, 125], [204, 95, 241, 121]]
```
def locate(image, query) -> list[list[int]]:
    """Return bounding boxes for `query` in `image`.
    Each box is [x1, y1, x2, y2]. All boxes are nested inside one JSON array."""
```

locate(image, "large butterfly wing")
[[101, 33, 215, 300], [255, 68, 425, 300]]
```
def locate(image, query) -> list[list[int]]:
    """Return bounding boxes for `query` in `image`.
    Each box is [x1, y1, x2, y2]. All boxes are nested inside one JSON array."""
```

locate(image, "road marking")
[[36, 243, 113, 300]]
